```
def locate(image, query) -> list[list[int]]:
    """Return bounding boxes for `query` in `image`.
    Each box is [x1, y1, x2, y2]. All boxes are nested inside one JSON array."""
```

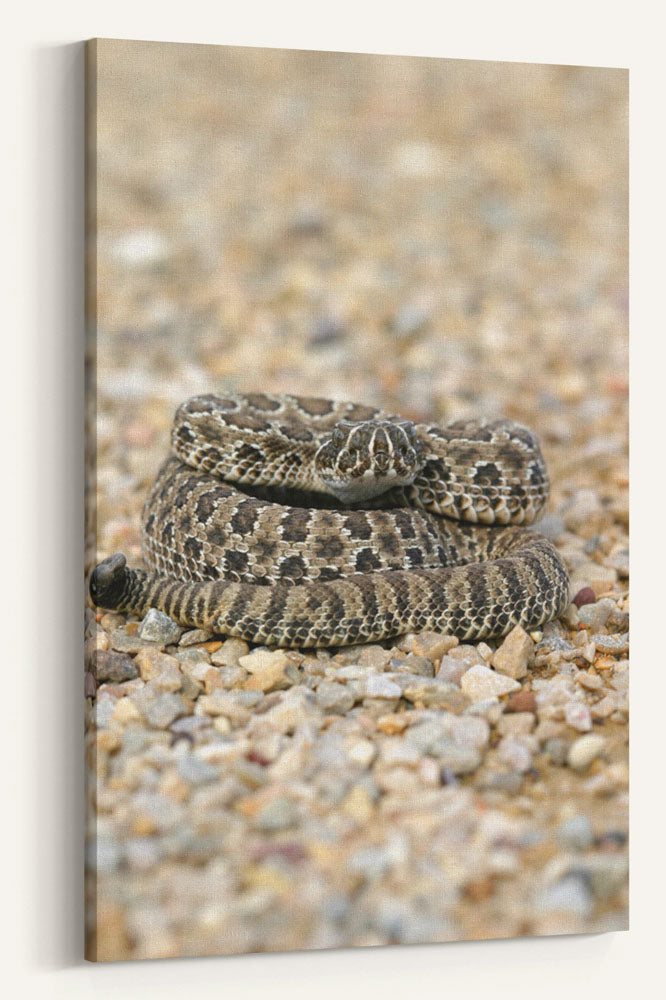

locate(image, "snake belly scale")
[[90, 392, 569, 647]]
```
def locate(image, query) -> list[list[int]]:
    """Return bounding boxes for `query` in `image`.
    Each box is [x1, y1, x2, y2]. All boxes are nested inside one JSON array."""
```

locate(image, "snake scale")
[[90, 392, 569, 647]]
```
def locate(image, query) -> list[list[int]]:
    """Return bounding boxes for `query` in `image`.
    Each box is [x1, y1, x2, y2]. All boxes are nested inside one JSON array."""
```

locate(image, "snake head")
[[315, 418, 426, 502], [89, 553, 128, 609]]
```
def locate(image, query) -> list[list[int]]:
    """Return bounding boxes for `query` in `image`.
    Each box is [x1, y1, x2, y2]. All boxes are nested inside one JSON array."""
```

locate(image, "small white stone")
[[564, 700, 593, 732], [567, 733, 606, 770], [364, 674, 402, 699], [460, 665, 521, 701]]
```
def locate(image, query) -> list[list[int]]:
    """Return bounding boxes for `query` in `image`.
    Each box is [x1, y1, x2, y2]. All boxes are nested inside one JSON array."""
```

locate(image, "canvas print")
[[85, 39, 628, 961]]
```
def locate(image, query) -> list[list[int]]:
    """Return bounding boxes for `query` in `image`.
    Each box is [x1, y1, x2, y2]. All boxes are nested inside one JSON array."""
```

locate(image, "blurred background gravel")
[[86, 40, 628, 960]]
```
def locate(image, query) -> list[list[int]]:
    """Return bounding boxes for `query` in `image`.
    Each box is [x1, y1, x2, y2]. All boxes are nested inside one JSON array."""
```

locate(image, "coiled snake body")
[[90, 392, 569, 647]]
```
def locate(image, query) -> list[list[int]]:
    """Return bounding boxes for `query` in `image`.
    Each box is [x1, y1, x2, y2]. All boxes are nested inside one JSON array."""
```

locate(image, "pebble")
[[364, 675, 403, 699], [254, 797, 298, 831], [573, 587, 596, 609], [537, 873, 592, 917], [138, 609, 182, 646], [497, 712, 535, 737], [491, 625, 534, 679], [567, 734, 606, 770], [460, 665, 521, 701], [176, 754, 220, 785], [592, 633, 629, 655], [557, 814, 594, 850], [404, 632, 459, 660], [109, 629, 161, 655], [134, 648, 182, 691], [134, 691, 185, 729], [241, 652, 291, 692], [543, 737, 569, 766], [429, 741, 481, 775], [564, 701, 593, 733], [390, 655, 435, 678], [210, 638, 250, 667], [435, 656, 468, 685], [504, 690, 537, 714], [577, 598, 615, 631], [496, 736, 533, 773], [315, 681, 355, 714], [401, 678, 470, 711], [93, 650, 139, 683], [179, 629, 213, 647]]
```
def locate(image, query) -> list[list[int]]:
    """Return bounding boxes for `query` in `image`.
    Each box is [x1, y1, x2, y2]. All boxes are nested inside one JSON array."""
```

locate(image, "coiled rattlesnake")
[[90, 392, 569, 647]]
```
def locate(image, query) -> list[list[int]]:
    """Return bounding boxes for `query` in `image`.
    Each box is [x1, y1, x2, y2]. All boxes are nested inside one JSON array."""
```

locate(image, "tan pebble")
[[567, 733, 606, 770], [576, 671, 604, 691], [491, 625, 534, 680], [497, 712, 536, 737], [341, 784, 374, 823], [409, 632, 459, 660], [97, 730, 122, 753], [94, 631, 110, 652], [243, 665, 288, 692], [132, 813, 157, 837], [159, 771, 191, 803], [211, 638, 250, 667], [110, 698, 142, 725], [204, 668, 225, 694], [213, 716, 232, 735], [590, 694, 620, 720], [242, 863, 291, 896], [460, 665, 520, 701], [125, 622, 140, 636], [203, 641, 223, 654], [376, 714, 409, 735], [134, 648, 181, 686], [606, 762, 629, 787], [239, 649, 289, 674]]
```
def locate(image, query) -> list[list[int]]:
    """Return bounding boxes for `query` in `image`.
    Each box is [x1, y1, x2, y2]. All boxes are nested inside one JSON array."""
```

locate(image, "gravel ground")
[[85, 40, 628, 960]]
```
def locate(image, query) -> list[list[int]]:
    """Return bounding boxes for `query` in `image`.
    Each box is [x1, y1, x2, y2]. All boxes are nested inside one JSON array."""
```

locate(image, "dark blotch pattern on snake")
[[90, 392, 569, 647]]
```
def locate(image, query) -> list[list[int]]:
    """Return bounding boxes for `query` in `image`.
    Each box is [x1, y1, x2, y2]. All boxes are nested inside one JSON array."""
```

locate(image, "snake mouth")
[[89, 553, 127, 608]]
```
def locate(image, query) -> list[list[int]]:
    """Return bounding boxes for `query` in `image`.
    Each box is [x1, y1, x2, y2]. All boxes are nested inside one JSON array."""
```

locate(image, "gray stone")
[[364, 674, 403, 699], [429, 740, 481, 775], [577, 597, 615, 631], [93, 649, 139, 683], [401, 678, 470, 711], [138, 608, 182, 646], [557, 814, 594, 850], [389, 655, 435, 677], [316, 681, 355, 714], [591, 633, 629, 655], [179, 628, 213, 646], [255, 796, 297, 831], [176, 754, 220, 785], [135, 690, 185, 729], [496, 736, 533, 773], [537, 874, 592, 917]]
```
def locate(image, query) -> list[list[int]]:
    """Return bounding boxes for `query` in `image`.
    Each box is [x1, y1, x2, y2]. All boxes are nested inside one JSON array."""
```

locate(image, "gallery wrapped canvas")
[[85, 39, 628, 961]]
